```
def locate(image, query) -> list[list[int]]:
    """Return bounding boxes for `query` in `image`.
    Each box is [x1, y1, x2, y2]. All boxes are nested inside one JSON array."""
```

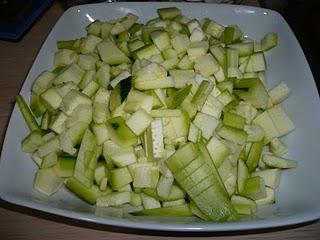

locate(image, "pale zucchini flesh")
[[16, 7, 296, 223]]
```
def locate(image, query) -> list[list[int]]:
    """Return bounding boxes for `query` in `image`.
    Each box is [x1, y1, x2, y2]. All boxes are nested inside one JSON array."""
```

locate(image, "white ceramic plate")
[[1, 2, 320, 232]]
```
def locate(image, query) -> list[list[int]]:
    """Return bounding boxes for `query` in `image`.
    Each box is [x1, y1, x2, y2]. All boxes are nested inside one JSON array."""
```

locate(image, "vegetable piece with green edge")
[[162, 110, 190, 146], [206, 136, 230, 168], [194, 53, 219, 77], [30, 92, 46, 118], [74, 129, 97, 187], [245, 139, 264, 172], [237, 158, 250, 193], [41, 152, 57, 169], [78, 70, 95, 90], [217, 90, 234, 106], [22, 131, 43, 153], [166, 144, 238, 221], [261, 32, 278, 51], [187, 41, 209, 58], [86, 20, 101, 36], [162, 47, 177, 60], [166, 85, 192, 109], [245, 53, 266, 72], [77, 54, 97, 70], [110, 167, 133, 191], [131, 204, 192, 217], [132, 163, 160, 188], [218, 158, 233, 182], [270, 137, 288, 156], [117, 31, 130, 42], [162, 199, 186, 207], [262, 154, 298, 169], [54, 49, 77, 68], [252, 110, 279, 143], [187, 122, 201, 143], [193, 112, 220, 140], [201, 95, 224, 119], [217, 80, 233, 93], [94, 164, 106, 185], [130, 192, 142, 207], [190, 201, 209, 221], [228, 42, 254, 57], [95, 64, 110, 88], [16, 94, 40, 131], [241, 176, 267, 200], [96, 191, 131, 207], [150, 30, 170, 51], [134, 77, 174, 90], [268, 81, 290, 105], [216, 125, 248, 145], [231, 195, 257, 215], [132, 44, 160, 60], [223, 25, 242, 44], [210, 45, 227, 72], [103, 140, 137, 167], [57, 40, 76, 50], [171, 33, 190, 54], [233, 78, 269, 109], [151, 109, 181, 118], [126, 108, 152, 136], [60, 90, 91, 116], [100, 22, 113, 39], [227, 48, 239, 69], [156, 174, 174, 199], [141, 193, 161, 209], [124, 89, 153, 113], [110, 71, 131, 89], [54, 157, 76, 177], [244, 124, 265, 142], [65, 177, 101, 204], [255, 187, 275, 205], [223, 112, 246, 129], [203, 20, 225, 39], [267, 104, 295, 137], [197, 141, 229, 195], [97, 38, 130, 65], [128, 39, 145, 52], [34, 167, 63, 196], [251, 168, 281, 189], [32, 71, 55, 95], [40, 88, 62, 113], [41, 111, 51, 130], [120, 13, 139, 30], [143, 119, 165, 160], [49, 111, 68, 134], [157, 7, 181, 20], [53, 63, 84, 86], [109, 84, 121, 112], [170, 69, 195, 89], [128, 23, 143, 35], [82, 81, 99, 97], [165, 142, 199, 173], [143, 184, 185, 201], [191, 80, 214, 111]]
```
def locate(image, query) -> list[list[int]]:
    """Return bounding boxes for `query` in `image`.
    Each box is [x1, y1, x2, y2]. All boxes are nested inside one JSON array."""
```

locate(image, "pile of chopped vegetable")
[[17, 7, 297, 221]]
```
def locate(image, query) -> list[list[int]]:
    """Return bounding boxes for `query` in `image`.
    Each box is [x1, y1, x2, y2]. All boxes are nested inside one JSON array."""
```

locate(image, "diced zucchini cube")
[[110, 167, 133, 191]]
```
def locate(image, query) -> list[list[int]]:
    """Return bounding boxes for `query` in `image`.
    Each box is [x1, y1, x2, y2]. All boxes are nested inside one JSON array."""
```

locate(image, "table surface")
[[0, 1, 319, 239]]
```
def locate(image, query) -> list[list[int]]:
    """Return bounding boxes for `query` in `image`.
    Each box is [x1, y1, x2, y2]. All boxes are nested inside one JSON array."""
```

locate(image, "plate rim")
[[1, 1, 320, 232]]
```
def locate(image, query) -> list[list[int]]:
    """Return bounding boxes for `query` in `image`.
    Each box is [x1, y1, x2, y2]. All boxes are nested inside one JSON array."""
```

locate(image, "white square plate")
[[1, 2, 320, 232]]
